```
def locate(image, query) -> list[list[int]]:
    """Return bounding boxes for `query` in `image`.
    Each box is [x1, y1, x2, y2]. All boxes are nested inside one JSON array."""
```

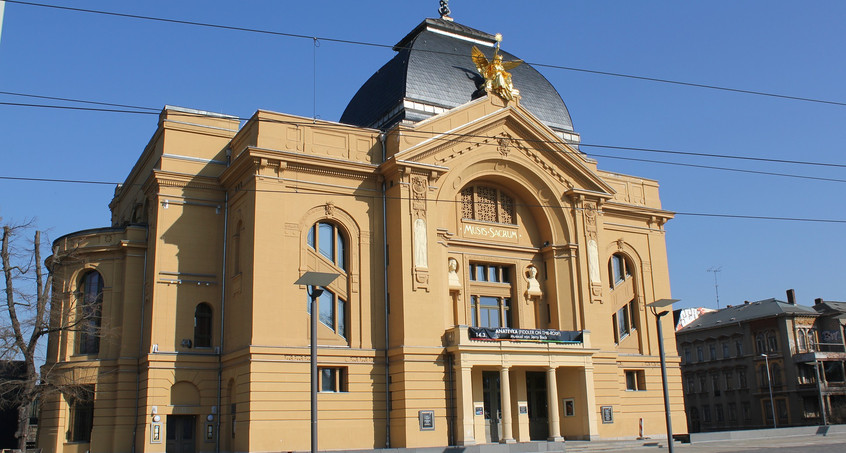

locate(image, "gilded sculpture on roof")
[[472, 33, 523, 101]]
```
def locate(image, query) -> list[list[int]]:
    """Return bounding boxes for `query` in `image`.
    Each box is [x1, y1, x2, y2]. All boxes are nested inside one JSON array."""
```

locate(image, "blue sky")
[[1, 1, 844, 311]]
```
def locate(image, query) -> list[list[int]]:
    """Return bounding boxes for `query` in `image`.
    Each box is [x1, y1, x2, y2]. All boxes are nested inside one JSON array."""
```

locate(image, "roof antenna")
[[707, 266, 722, 309], [439, 0, 453, 21]]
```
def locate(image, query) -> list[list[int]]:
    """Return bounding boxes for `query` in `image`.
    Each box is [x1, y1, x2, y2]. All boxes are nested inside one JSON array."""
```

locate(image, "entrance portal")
[[482, 371, 502, 443], [526, 371, 549, 440], [166, 415, 196, 453]]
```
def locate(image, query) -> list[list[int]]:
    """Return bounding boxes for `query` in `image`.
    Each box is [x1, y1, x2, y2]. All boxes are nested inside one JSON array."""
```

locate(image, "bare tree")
[[1, 223, 100, 451], [1, 223, 50, 451]]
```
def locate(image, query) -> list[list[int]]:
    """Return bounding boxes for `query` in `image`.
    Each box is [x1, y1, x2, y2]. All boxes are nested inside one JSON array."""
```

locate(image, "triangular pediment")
[[390, 95, 615, 196]]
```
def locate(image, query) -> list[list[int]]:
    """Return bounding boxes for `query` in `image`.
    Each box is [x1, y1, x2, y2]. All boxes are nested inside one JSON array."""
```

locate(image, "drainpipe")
[[130, 224, 150, 453], [216, 191, 229, 453], [380, 132, 391, 448]]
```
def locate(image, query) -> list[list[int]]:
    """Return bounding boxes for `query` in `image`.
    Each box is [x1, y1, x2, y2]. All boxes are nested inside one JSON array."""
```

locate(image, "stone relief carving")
[[448, 258, 462, 289], [414, 218, 428, 269], [525, 265, 542, 298], [411, 175, 430, 291]]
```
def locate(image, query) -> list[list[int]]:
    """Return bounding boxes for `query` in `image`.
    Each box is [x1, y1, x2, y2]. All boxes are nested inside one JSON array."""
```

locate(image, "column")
[[547, 367, 563, 441], [500, 366, 515, 443], [455, 365, 476, 445]]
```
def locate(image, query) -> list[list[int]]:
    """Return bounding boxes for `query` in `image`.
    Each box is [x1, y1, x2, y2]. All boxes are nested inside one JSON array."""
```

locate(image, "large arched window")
[[307, 222, 347, 271], [305, 220, 350, 341], [78, 271, 103, 354], [194, 303, 213, 348], [460, 185, 516, 224]]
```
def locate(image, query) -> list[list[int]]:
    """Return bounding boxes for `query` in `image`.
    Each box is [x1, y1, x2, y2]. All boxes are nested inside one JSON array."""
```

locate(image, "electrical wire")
[[4, 94, 846, 175], [1, 174, 845, 224], [5, 0, 846, 108], [3, 98, 846, 185]]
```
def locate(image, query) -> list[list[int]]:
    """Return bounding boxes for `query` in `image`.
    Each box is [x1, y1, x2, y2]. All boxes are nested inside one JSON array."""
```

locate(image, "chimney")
[[726, 304, 732, 308], [786, 289, 796, 304], [744, 300, 750, 305], [815, 298, 824, 306]]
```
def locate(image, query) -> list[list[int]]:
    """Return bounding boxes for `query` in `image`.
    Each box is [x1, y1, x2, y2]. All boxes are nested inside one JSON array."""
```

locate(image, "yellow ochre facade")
[[39, 15, 686, 453]]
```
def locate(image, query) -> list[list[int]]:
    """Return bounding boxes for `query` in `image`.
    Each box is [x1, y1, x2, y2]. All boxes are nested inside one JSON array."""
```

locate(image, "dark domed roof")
[[340, 18, 574, 135]]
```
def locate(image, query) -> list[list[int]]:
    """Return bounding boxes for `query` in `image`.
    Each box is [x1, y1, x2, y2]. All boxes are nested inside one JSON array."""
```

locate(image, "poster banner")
[[468, 327, 582, 343]]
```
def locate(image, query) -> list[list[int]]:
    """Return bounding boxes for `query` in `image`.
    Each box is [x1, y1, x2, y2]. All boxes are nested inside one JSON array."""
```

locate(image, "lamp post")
[[647, 298, 679, 453], [295, 271, 340, 453], [761, 353, 777, 428]]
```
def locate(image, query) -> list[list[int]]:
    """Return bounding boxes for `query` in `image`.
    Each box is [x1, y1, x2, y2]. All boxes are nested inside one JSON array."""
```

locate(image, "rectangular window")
[[728, 403, 737, 422], [709, 344, 716, 361], [738, 369, 747, 389], [699, 375, 707, 393], [697, 347, 704, 362], [470, 296, 511, 328], [702, 405, 711, 423], [742, 402, 751, 421], [337, 297, 347, 339], [736, 340, 743, 357], [319, 367, 347, 392], [617, 307, 630, 340], [712, 375, 720, 396], [722, 343, 730, 359], [684, 348, 691, 364], [715, 404, 724, 423], [686, 375, 695, 395], [625, 370, 646, 391], [308, 289, 346, 339], [69, 386, 95, 442], [776, 399, 788, 423], [724, 371, 733, 391], [319, 290, 334, 330]]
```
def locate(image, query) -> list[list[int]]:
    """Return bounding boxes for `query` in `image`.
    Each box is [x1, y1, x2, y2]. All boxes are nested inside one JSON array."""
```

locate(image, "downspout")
[[380, 132, 391, 448], [216, 172, 230, 453], [130, 224, 149, 453]]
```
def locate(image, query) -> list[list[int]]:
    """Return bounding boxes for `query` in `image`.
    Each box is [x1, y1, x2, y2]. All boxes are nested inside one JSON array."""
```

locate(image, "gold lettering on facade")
[[462, 223, 518, 241]]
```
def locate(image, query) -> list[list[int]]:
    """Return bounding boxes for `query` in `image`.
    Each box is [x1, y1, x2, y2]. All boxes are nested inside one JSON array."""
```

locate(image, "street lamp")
[[294, 271, 340, 453], [647, 298, 680, 453], [761, 354, 777, 428]]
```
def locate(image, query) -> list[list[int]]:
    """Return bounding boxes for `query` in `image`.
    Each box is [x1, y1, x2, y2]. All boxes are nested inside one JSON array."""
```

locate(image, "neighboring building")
[[674, 307, 715, 332], [0, 361, 26, 449], [39, 11, 685, 453], [676, 291, 846, 433]]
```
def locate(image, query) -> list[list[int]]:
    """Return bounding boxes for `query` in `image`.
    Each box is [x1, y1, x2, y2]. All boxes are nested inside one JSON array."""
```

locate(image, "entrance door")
[[482, 371, 501, 443], [166, 415, 196, 453], [526, 372, 549, 440]]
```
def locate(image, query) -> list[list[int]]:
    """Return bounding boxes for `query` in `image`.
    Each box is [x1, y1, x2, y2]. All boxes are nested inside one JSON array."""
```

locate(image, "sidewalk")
[[564, 425, 846, 453]]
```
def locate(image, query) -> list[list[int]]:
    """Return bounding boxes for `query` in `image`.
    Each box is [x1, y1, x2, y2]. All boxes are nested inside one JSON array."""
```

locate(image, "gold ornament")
[[471, 34, 522, 101]]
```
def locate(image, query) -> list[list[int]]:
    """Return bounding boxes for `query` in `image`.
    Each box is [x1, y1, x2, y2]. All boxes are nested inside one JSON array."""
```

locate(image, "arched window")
[[307, 222, 347, 271], [305, 220, 350, 341], [460, 185, 516, 224], [608, 253, 632, 289], [767, 331, 778, 352], [755, 333, 766, 354], [78, 271, 103, 354], [194, 303, 213, 348]]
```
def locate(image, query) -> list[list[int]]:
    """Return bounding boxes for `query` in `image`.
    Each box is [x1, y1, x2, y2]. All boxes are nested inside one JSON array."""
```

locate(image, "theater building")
[[39, 11, 685, 453]]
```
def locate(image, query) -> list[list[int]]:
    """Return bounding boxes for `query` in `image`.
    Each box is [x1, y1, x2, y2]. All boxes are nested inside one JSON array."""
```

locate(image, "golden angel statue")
[[471, 34, 522, 101]]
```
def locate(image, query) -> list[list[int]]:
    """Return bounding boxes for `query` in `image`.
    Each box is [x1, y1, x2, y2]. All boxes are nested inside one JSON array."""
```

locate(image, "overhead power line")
[[3, 97, 846, 184], [5, 91, 846, 171], [6, 0, 846, 108], [1, 174, 845, 225]]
